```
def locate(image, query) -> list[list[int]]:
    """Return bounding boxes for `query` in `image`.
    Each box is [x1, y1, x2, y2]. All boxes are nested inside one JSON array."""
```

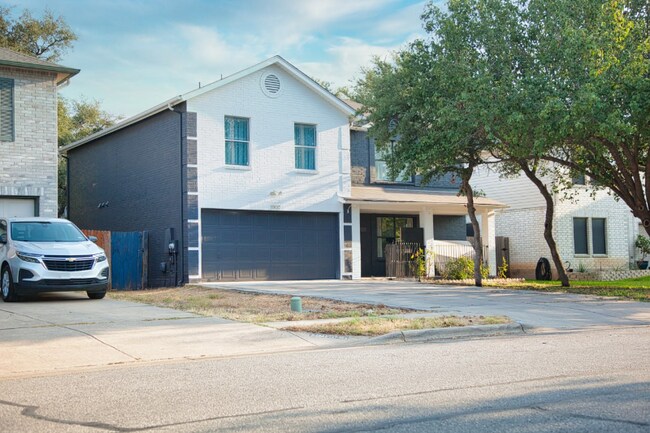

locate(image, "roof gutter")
[[0, 59, 79, 84], [59, 95, 185, 154]]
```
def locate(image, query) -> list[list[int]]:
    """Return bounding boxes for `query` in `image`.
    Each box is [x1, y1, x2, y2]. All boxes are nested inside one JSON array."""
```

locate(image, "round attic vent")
[[261, 73, 282, 98]]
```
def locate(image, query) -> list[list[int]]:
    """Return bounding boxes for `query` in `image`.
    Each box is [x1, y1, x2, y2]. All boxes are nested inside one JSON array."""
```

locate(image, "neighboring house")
[[346, 121, 506, 278], [0, 48, 78, 218], [472, 167, 638, 278], [61, 56, 505, 286]]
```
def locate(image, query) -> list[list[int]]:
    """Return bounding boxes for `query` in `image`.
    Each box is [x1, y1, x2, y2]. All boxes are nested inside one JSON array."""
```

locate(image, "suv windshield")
[[10, 222, 87, 242]]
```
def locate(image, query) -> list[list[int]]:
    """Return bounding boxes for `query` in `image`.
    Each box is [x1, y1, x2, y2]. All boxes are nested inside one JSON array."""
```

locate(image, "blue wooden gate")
[[111, 231, 147, 290]]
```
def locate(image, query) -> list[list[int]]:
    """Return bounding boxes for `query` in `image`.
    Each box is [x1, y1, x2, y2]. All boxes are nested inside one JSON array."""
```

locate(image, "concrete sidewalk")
[[0, 293, 322, 378], [205, 279, 650, 331]]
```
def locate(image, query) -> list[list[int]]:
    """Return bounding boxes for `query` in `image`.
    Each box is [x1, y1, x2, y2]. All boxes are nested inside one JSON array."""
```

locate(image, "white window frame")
[[294, 123, 317, 171], [224, 116, 250, 167]]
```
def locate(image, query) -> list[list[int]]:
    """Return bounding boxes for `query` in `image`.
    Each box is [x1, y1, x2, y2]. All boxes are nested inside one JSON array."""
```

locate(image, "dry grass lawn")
[[108, 286, 412, 323], [282, 315, 511, 336]]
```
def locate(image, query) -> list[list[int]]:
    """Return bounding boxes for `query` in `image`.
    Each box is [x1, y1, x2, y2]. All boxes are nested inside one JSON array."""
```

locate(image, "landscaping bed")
[[109, 286, 413, 323]]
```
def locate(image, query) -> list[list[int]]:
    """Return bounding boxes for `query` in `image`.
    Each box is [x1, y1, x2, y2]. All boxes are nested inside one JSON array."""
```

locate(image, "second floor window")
[[225, 116, 249, 166], [375, 141, 413, 183], [294, 123, 316, 170]]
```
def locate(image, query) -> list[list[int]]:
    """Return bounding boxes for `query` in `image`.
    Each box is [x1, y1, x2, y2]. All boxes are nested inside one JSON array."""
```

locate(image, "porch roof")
[[342, 186, 507, 209]]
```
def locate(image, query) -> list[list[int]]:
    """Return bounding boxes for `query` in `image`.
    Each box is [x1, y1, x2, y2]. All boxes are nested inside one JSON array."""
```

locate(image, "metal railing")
[[429, 241, 489, 277]]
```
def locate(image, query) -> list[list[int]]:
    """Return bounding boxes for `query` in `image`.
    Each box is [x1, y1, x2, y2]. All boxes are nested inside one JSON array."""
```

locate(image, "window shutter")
[[0, 78, 14, 142]]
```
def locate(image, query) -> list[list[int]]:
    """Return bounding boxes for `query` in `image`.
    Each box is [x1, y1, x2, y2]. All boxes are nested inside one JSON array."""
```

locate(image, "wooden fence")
[[385, 242, 421, 278], [81, 229, 148, 290], [82, 229, 111, 289]]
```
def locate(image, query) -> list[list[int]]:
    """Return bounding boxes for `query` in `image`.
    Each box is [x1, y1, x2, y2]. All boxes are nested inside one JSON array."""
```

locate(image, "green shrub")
[[443, 256, 474, 280], [497, 257, 508, 279]]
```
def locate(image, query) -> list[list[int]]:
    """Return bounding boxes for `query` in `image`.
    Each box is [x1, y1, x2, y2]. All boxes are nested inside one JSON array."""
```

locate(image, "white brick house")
[[0, 48, 78, 218], [472, 166, 638, 278], [62, 56, 505, 284]]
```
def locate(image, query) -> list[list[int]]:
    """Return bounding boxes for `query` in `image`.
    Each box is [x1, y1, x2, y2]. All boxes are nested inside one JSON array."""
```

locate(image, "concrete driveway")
[[205, 279, 650, 331], [0, 292, 318, 378]]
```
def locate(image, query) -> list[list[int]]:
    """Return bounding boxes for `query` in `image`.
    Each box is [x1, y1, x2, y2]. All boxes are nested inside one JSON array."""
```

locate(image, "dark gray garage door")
[[201, 210, 339, 281]]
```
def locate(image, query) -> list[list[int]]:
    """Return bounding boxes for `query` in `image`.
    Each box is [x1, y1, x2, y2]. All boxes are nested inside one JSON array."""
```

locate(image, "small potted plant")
[[635, 235, 650, 270]]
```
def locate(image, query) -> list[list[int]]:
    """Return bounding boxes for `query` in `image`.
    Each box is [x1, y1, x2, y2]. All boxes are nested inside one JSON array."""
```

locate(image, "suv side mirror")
[[0, 234, 6, 244], [88, 235, 98, 243]]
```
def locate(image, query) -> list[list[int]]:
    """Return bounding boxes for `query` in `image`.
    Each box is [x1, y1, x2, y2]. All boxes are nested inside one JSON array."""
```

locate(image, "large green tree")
[[530, 0, 650, 236], [0, 7, 76, 62], [355, 12, 497, 286], [357, 0, 650, 285]]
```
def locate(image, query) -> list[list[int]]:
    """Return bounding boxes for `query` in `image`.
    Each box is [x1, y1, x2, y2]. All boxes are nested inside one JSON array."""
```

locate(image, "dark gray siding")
[[433, 215, 467, 240], [350, 129, 458, 190], [68, 105, 188, 287]]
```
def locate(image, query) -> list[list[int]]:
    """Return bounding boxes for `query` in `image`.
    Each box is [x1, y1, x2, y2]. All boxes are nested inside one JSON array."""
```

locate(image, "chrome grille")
[[42, 257, 95, 272]]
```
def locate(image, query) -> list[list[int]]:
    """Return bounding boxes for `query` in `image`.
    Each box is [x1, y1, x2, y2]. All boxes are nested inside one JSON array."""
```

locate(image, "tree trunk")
[[462, 175, 483, 287], [519, 162, 570, 287]]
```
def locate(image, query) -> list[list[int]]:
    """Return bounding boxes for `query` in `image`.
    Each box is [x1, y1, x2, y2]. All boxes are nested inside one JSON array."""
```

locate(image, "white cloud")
[[299, 37, 401, 91], [372, 1, 427, 37]]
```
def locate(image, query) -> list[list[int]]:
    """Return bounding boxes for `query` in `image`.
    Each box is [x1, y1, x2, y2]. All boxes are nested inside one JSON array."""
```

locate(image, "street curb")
[[367, 322, 528, 345]]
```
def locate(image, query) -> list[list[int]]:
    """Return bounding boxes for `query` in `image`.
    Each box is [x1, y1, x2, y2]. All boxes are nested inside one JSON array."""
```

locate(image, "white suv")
[[0, 217, 109, 302]]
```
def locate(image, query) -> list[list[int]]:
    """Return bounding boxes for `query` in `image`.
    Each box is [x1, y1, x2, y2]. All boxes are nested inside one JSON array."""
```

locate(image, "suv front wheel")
[[1, 266, 17, 302], [87, 291, 106, 300]]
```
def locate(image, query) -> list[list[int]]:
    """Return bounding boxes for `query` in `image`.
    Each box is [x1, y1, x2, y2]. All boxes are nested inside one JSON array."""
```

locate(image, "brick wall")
[[494, 207, 553, 278], [67, 106, 185, 287], [493, 187, 636, 278], [553, 189, 634, 272], [0, 66, 58, 216], [187, 64, 352, 279]]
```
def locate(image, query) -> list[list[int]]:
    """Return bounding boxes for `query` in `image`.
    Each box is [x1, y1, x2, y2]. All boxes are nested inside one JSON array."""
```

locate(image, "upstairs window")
[[0, 78, 14, 142], [375, 142, 413, 183], [572, 174, 586, 185], [225, 116, 249, 166], [294, 123, 316, 170]]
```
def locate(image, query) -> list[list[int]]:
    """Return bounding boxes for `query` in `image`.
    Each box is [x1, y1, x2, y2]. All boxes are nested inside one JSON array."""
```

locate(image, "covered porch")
[[341, 187, 507, 279]]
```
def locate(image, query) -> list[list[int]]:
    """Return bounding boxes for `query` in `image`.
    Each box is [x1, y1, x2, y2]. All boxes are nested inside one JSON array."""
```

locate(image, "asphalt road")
[[1, 326, 648, 433]]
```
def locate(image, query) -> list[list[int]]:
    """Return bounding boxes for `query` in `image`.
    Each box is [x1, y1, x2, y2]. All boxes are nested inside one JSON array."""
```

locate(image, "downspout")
[[168, 103, 184, 286], [62, 153, 69, 219]]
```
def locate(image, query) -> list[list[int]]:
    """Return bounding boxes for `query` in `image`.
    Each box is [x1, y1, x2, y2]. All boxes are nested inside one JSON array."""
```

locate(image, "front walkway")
[[204, 279, 650, 331]]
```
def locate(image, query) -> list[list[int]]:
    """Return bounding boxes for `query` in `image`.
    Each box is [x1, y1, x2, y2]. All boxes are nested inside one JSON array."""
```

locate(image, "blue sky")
[[5, 0, 438, 117]]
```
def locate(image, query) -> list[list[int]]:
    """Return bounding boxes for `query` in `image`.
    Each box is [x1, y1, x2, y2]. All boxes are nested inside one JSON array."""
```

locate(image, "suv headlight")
[[16, 251, 42, 263], [94, 253, 107, 263]]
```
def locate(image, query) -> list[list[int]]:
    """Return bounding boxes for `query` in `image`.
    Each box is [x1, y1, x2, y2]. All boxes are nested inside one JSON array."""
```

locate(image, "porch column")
[[480, 210, 497, 275], [352, 205, 362, 279], [419, 208, 434, 277]]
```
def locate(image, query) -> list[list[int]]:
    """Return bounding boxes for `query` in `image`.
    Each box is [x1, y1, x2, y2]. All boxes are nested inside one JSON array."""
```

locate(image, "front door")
[[360, 214, 419, 277]]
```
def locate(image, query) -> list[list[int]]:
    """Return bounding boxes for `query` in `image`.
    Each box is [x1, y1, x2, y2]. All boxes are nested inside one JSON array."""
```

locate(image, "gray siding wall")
[[433, 215, 467, 240], [350, 129, 458, 190], [68, 105, 188, 287]]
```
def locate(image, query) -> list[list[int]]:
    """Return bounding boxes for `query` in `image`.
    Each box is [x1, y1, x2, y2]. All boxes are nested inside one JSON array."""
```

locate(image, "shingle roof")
[[0, 47, 79, 84]]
